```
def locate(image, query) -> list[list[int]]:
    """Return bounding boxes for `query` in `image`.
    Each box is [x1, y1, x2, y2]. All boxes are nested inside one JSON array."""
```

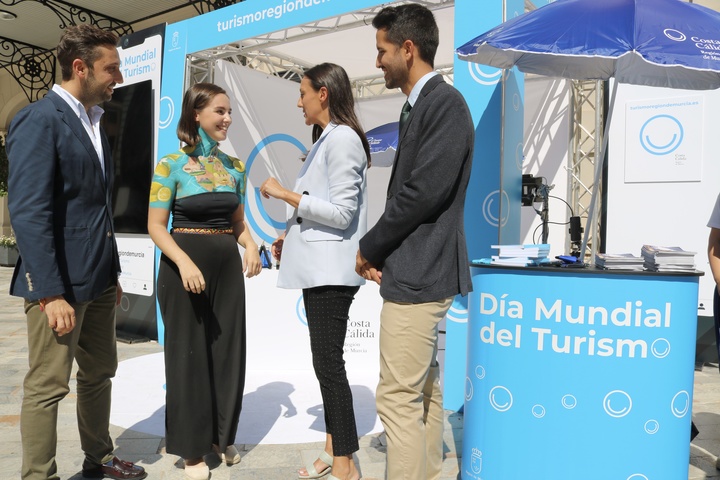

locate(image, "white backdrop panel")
[[214, 60, 395, 246], [521, 76, 572, 255], [210, 60, 405, 373], [606, 82, 720, 315], [244, 269, 382, 373]]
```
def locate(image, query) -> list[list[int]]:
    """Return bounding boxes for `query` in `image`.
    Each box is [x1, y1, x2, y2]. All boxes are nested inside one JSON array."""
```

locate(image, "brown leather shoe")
[[82, 456, 147, 479]]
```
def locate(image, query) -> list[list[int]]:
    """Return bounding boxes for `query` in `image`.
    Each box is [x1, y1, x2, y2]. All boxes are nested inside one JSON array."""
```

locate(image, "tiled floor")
[[2, 264, 720, 479]]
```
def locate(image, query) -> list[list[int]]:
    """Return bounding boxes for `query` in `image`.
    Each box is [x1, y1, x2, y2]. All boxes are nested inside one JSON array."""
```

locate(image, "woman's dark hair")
[[57, 24, 119, 81], [372, 3, 439, 68], [177, 83, 228, 146], [303, 63, 371, 163]]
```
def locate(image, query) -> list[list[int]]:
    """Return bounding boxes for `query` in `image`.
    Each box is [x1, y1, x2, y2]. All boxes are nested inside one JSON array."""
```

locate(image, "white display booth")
[[110, 0, 530, 445], [153, 0, 527, 413]]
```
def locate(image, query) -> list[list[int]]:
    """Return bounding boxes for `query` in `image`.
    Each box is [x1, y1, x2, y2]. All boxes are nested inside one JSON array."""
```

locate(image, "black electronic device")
[[568, 216, 583, 256], [521, 174, 543, 206], [101, 79, 154, 234]]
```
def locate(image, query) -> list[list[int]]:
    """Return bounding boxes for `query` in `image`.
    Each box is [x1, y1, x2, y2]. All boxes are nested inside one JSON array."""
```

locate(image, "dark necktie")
[[399, 100, 412, 133]]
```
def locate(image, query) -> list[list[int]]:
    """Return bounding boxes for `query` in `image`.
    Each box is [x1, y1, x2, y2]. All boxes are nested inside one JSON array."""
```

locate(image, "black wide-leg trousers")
[[303, 285, 361, 456], [159, 232, 246, 460]]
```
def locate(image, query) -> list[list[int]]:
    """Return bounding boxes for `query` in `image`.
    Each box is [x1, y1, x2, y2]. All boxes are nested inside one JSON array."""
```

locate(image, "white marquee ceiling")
[[2, 0, 720, 130]]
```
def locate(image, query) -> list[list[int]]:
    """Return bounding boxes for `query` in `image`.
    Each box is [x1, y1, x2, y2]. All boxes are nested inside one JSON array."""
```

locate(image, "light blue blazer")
[[277, 123, 368, 289]]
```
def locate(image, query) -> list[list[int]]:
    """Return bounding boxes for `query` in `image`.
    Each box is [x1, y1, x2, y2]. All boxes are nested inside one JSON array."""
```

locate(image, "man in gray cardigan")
[[356, 4, 474, 479]]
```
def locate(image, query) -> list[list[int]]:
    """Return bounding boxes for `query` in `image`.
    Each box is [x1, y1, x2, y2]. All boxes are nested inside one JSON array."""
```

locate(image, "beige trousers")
[[21, 286, 118, 480], [375, 297, 453, 480]]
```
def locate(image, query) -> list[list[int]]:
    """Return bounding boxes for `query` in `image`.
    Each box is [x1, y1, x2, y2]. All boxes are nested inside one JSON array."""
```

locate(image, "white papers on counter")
[[490, 244, 551, 266], [594, 253, 644, 271], [641, 245, 696, 272]]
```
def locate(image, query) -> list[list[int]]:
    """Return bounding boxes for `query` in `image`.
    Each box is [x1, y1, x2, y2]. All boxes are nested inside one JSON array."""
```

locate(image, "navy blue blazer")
[[359, 75, 474, 303], [6, 89, 120, 303]]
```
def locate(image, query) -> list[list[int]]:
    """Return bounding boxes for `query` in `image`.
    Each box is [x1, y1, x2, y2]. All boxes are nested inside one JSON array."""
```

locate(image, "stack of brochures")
[[640, 245, 697, 272], [594, 253, 644, 271], [490, 244, 551, 266]]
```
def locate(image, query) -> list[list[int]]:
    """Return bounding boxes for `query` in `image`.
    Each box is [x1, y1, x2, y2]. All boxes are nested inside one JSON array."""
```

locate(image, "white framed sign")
[[624, 96, 703, 183]]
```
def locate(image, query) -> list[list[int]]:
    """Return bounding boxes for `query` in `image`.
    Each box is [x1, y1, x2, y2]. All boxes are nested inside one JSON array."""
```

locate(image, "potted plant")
[[0, 233, 17, 267]]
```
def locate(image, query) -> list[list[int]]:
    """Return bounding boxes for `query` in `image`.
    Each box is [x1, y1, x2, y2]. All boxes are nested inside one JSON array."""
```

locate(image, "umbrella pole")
[[580, 80, 617, 263]]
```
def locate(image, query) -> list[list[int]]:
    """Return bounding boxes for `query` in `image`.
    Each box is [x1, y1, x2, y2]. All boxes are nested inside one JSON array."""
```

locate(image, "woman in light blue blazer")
[[260, 63, 369, 480]]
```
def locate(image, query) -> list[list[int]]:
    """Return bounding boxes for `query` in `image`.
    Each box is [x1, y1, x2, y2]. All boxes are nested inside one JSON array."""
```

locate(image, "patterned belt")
[[172, 227, 233, 235]]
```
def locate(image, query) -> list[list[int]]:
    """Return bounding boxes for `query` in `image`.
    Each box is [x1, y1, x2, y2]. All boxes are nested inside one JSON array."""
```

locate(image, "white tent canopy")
[[187, 2, 456, 98]]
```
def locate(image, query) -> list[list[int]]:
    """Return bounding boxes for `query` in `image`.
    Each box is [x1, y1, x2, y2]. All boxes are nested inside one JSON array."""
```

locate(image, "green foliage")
[[0, 235, 16, 249]]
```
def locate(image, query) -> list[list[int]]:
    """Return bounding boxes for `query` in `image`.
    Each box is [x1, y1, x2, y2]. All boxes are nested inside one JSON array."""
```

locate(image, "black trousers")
[[303, 285, 361, 456], [159, 232, 247, 459]]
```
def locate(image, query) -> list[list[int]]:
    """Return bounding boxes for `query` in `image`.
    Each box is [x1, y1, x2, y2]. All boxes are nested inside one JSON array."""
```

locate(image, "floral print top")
[[149, 128, 246, 211]]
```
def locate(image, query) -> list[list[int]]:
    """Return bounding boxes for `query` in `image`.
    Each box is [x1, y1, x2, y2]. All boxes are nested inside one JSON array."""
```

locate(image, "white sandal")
[[298, 450, 333, 479], [213, 444, 241, 465], [184, 461, 209, 480]]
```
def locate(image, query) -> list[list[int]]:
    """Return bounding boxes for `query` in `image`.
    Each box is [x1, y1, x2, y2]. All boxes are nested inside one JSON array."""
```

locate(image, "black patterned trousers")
[[303, 285, 361, 456]]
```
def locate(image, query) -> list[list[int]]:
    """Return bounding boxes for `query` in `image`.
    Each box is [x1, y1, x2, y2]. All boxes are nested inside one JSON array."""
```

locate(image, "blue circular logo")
[[482, 190, 510, 227], [465, 377, 474, 401], [489, 386, 513, 412], [468, 62, 502, 86], [639, 115, 683, 156], [295, 294, 307, 326], [245, 134, 307, 244], [671, 391, 690, 418], [531, 404, 546, 418], [644, 419, 660, 435], [651, 338, 671, 359], [663, 29, 686, 42], [603, 390, 632, 418], [446, 295, 468, 324], [561, 394, 577, 410], [159, 96, 174, 130]]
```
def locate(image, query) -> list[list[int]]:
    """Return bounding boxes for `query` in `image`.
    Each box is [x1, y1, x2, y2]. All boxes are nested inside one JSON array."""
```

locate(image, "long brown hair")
[[176, 83, 227, 146], [303, 63, 371, 163]]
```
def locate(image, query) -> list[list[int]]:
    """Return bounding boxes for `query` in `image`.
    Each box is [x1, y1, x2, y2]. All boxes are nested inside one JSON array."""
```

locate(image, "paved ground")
[[2, 264, 720, 479]]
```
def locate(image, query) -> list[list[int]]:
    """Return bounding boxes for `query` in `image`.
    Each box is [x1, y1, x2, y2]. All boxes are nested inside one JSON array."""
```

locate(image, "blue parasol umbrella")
[[456, 0, 720, 259], [366, 122, 399, 167]]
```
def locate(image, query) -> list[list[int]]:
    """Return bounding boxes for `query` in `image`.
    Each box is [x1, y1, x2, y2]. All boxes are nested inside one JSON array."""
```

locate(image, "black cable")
[[532, 223, 543, 244], [526, 180, 576, 242], [532, 207, 570, 225], [548, 194, 574, 217]]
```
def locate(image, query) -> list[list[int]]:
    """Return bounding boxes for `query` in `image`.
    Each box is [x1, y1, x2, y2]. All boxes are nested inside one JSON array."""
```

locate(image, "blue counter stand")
[[462, 265, 702, 480]]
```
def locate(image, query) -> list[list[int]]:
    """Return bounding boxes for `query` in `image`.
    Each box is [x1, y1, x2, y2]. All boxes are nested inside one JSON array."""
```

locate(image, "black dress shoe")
[[82, 456, 147, 479]]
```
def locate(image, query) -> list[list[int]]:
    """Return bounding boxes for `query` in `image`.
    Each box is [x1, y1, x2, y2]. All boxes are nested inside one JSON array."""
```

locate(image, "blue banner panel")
[[455, 0, 503, 263], [463, 267, 699, 480], [446, 0, 525, 411], [186, 0, 380, 54], [443, 293, 469, 410]]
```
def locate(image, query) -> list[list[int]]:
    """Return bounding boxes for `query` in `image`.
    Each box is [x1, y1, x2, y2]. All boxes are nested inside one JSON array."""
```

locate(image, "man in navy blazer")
[[7, 25, 145, 480], [356, 4, 474, 480]]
